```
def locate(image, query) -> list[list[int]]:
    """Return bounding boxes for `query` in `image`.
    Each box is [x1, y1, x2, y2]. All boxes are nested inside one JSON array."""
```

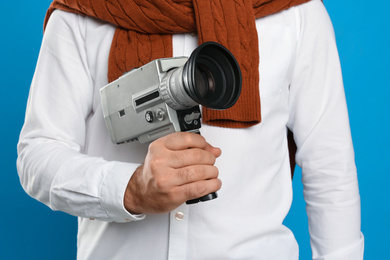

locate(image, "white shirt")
[[17, 0, 364, 259]]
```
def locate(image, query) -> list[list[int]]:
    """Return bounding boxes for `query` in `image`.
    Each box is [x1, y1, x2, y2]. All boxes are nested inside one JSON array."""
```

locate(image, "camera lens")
[[160, 42, 241, 111], [183, 41, 242, 110], [195, 65, 215, 99]]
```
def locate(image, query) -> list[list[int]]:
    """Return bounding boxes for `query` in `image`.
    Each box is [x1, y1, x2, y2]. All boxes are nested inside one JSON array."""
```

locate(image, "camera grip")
[[184, 129, 218, 205], [186, 192, 218, 204]]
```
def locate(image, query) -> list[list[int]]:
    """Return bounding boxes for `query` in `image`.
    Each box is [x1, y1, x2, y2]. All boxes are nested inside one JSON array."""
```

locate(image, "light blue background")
[[1, 1, 388, 259]]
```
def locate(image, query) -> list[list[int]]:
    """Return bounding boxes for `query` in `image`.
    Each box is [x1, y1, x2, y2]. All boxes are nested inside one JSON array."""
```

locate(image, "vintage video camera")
[[100, 41, 242, 203]]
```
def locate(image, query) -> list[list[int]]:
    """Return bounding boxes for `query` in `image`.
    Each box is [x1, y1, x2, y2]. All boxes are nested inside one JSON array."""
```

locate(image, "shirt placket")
[[168, 203, 190, 259]]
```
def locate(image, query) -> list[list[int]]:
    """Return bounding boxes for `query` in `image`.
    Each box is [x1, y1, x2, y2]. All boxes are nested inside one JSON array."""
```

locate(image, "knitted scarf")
[[45, 0, 310, 128]]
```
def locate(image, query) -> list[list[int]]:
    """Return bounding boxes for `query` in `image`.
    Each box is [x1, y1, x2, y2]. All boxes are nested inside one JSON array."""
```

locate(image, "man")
[[17, 0, 364, 259]]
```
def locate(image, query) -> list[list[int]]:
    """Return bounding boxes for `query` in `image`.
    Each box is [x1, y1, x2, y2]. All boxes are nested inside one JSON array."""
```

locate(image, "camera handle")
[[185, 129, 218, 205], [186, 191, 218, 204], [176, 107, 218, 204]]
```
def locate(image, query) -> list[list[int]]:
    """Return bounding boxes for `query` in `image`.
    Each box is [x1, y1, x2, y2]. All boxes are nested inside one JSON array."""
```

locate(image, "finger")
[[177, 178, 222, 202], [204, 142, 222, 158], [172, 165, 219, 186], [169, 148, 217, 168], [160, 132, 208, 151], [157, 132, 221, 158]]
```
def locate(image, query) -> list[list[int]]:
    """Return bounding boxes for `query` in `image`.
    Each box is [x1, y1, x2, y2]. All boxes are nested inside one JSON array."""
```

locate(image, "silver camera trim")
[[100, 57, 199, 144]]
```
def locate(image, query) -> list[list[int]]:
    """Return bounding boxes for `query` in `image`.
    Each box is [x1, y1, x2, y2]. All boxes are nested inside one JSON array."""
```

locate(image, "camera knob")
[[156, 109, 165, 121], [145, 111, 154, 123], [184, 112, 201, 124]]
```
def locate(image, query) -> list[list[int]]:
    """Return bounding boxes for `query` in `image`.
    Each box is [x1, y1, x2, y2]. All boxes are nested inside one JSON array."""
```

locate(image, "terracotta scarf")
[[45, 0, 310, 128]]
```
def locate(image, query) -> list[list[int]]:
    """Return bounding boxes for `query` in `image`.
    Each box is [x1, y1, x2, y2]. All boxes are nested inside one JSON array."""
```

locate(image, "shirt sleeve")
[[287, 1, 364, 259], [17, 10, 145, 223]]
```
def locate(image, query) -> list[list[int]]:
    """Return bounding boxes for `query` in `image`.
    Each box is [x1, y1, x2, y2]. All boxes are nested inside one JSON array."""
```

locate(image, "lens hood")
[[182, 41, 242, 110]]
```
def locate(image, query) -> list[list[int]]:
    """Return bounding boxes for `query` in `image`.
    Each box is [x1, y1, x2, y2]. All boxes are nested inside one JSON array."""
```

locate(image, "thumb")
[[205, 142, 222, 158]]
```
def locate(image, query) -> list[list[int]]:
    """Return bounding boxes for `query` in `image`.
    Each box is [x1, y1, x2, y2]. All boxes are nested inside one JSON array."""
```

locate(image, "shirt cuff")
[[100, 161, 146, 223], [313, 232, 365, 260]]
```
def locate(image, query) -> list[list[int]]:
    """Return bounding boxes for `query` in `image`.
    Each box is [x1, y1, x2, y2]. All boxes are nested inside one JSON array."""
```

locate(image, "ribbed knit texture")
[[45, 0, 310, 128]]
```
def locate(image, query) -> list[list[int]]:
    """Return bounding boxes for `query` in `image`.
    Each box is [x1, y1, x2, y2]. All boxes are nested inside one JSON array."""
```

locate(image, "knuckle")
[[178, 167, 194, 181], [160, 189, 183, 210], [212, 165, 219, 178], [148, 140, 160, 152], [172, 150, 186, 164], [186, 182, 207, 198], [148, 139, 168, 155], [182, 132, 195, 143], [189, 149, 208, 164], [178, 166, 208, 182], [214, 166, 219, 178], [183, 132, 205, 146], [194, 182, 208, 196], [191, 149, 203, 162], [148, 152, 170, 172], [194, 166, 207, 179], [149, 159, 161, 173], [206, 155, 216, 165], [153, 176, 167, 191], [165, 189, 180, 203], [215, 179, 223, 190]]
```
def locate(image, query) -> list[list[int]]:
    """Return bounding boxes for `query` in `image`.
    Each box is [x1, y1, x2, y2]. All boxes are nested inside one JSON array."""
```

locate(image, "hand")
[[124, 132, 222, 214]]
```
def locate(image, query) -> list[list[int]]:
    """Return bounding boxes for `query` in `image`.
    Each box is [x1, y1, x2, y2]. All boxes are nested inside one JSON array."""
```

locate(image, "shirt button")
[[175, 212, 184, 221], [190, 32, 197, 37]]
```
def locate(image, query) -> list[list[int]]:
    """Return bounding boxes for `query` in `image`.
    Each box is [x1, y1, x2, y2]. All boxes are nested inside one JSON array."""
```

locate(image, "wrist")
[[124, 165, 144, 215]]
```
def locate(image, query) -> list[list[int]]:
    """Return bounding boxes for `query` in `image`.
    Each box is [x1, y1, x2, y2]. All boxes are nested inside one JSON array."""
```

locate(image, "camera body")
[[100, 41, 242, 145], [100, 57, 201, 144]]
